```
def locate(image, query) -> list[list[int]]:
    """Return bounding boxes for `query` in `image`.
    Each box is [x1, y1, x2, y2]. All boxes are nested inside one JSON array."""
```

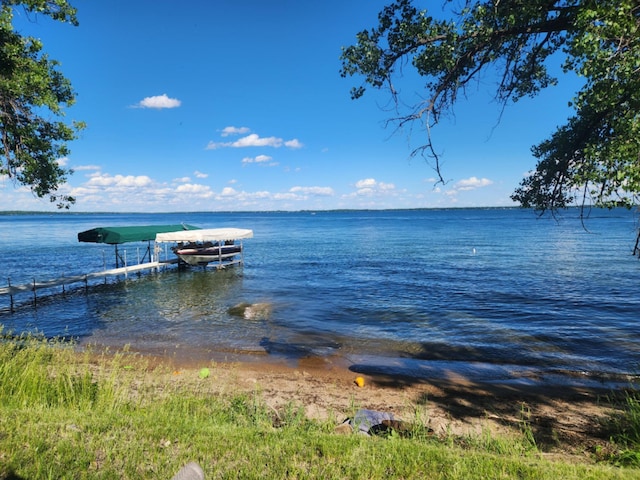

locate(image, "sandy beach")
[[133, 352, 625, 461]]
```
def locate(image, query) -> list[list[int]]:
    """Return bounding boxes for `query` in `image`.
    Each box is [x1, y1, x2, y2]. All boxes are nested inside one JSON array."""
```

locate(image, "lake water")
[[1, 208, 639, 388]]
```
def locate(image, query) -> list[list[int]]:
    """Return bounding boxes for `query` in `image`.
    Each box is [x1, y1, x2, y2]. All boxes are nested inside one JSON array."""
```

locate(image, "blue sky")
[[2, 0, 580, 212]]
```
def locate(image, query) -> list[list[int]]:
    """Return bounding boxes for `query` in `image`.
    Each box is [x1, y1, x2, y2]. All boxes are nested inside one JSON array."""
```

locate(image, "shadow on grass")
[[0, 469, 26, 480]]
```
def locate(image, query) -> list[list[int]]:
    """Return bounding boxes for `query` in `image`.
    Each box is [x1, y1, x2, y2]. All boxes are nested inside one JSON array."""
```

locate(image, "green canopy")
[[78, 224, 200, 245]]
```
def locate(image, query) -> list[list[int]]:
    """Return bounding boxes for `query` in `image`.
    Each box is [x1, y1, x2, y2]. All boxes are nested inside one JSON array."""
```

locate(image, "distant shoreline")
[[0, 205, 596, 216]]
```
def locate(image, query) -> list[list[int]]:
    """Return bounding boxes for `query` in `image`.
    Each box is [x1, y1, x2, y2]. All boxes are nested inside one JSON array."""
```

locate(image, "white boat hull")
[[174, 245, 242, 266]]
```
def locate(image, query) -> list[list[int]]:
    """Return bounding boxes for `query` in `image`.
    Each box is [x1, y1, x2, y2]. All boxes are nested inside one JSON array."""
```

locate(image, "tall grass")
[[0, 332, 128, 411], [605, 387, 640, 467], [1, 333, 639, 479]]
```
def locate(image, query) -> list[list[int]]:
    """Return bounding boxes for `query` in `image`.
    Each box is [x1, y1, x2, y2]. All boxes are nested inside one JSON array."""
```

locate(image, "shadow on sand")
[[347, 343, 633, 449]]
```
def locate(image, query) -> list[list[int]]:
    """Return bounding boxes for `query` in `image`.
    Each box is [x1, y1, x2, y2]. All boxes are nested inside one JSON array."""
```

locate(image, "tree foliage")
[[0, 0, 83, 209], [340, 0, 640, 214]]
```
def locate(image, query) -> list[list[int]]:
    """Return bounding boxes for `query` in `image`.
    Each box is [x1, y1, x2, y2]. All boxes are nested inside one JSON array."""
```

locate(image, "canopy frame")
[[78, 224, 200, 268]]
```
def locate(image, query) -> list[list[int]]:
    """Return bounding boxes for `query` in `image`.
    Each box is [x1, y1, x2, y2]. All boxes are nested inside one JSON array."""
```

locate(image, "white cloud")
[[242, 154, 277, 166], [355, 178, 376, 189], [206, 133, 304, 150], [220, 187, 237, 196], [237, 134, 282, 148], [284, 139, 303, 149], [453, 176, 493, 191], [273, 192, 298, 200], [220, 126, 251, 137], [356, 187, 375, 196], [74, 164, 101, 171], [135, 94, 181, 109], [176, 183, 212, 197], [353, 178, 396, 196], [87, 173, 153, 188], [56, 157, 69, 167], [194, 170, 208, 178], [174, 176, 191, 183], [289, 186, 334, 196]]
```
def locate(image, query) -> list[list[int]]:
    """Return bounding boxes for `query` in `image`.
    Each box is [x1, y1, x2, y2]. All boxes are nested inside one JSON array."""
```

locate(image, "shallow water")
[[1, 208, 639, 387]]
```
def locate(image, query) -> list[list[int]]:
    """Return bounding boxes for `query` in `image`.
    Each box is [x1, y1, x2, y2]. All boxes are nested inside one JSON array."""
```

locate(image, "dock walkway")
[[0, 259, 179, 311]]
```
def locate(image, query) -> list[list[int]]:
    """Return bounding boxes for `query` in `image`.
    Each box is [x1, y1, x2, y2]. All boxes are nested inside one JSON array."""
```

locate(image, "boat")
[[155, 228, 253, 267], [172, 242, 242, 265]]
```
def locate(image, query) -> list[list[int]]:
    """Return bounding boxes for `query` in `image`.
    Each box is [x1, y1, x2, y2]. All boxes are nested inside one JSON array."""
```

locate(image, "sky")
[[1, 0, 582, 213]]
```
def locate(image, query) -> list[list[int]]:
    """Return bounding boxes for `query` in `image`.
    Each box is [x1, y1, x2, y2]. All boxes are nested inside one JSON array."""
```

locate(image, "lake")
[[1, 208, 639, 388]]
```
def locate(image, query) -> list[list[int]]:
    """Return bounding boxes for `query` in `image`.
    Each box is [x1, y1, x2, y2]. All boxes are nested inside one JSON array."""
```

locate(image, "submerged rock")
[[228, 302, 272, 320]]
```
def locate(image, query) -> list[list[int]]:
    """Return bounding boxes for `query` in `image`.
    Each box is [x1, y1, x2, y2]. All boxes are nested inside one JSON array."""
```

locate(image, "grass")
[[600, 388, 640, 467], [1, 333, 640, 479]]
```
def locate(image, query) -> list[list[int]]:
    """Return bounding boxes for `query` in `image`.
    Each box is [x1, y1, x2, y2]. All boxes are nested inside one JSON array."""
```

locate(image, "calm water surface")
[[1, 209, 639, 388]]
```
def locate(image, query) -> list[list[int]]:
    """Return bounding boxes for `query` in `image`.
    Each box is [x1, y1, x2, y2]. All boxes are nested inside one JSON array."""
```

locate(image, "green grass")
[[600, 387, 640, 467], [1, 333, 639, 479]]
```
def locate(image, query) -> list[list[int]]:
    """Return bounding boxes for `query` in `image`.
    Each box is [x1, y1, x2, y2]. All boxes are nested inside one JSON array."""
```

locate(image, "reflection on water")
[[80, 268, 276, 354], [154, 269, 241, 320]]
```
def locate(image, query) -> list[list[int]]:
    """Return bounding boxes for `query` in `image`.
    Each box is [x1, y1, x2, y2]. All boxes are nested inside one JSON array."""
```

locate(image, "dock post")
[[102, 251, 107, 284], [8, 278, 14, 313]]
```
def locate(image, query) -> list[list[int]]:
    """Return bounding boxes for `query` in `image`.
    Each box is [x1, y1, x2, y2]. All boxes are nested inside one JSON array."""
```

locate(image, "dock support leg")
[[32, 279, 37, 308], [8, 278, 14, 314]]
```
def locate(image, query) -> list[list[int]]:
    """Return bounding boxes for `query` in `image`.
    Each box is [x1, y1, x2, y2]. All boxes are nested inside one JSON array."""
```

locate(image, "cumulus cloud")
[[220, 126, 250, 137], [176, 183, 212, 197], [194, 170, 208, 178], [87, 173, 153, 188], [220, 187, 237, 196], [453, 176, 493, 191], [284, 139, 303, 149], [206, 133, 303, 150], [355, 178, 376, 189], [273, 192, 298, 200], [61, 168, 298, 212], [354, 178, 396, 196], [135, 94, 181, 109]]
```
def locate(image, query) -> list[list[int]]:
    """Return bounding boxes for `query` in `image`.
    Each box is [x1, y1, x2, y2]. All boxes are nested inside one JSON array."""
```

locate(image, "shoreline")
[[97, 340, 634, 393], [87, 344, 629, 457]]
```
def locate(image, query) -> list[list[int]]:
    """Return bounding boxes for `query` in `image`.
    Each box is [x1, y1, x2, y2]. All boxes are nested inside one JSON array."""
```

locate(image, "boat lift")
[[1, 224, 255, 313], [77, 224, 200, 268]]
